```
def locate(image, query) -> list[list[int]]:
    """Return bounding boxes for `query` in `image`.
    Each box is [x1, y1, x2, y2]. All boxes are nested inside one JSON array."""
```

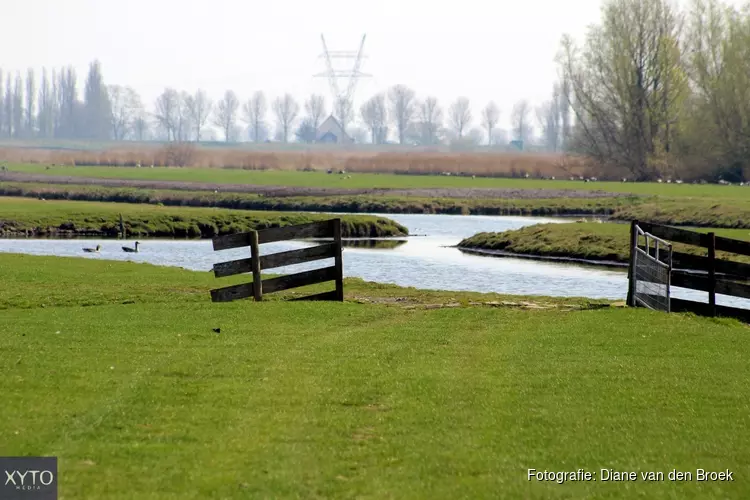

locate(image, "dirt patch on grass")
[[0, 172, 631, 200], [349, 296, 619, 311]]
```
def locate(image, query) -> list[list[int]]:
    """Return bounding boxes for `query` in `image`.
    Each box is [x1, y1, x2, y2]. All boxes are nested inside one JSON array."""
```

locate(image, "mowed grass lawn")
[[10, 163, 750, 199], [1, 254, 749, 499]]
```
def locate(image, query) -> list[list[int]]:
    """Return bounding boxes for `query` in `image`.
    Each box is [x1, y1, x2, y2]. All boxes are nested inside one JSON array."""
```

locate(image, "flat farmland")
[[4, 163, 750, 199]]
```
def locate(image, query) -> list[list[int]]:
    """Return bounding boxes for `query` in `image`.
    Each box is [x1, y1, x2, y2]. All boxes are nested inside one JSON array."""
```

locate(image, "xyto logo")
[[4, 469, 55, 491]]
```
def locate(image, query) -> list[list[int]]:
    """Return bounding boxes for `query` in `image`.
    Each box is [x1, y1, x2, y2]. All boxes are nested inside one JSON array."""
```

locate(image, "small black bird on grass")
[[212, 327, 221, 334]]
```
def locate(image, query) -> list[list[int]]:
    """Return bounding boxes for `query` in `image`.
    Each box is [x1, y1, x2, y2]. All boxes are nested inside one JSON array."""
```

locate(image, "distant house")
[[316, 115, 353, 144]]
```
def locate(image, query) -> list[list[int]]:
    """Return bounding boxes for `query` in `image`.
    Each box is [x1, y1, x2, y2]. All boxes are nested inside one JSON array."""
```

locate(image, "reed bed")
[[0, 144, 590, 179]]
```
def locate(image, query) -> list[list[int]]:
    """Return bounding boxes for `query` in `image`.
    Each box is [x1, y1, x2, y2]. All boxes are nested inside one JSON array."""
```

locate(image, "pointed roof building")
[[316, 115, 353, 144]]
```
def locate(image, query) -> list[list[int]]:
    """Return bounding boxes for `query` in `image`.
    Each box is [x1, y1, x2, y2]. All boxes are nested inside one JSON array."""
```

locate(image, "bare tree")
[[536, 84, 562, 151], [4, 73, 13, 137], [0, 69, 4, 137], [174, 91, 193, 142], [272, 93, 299, 143], [683, 0, 750, 182], [25, 69, 36, 136], [536, 101, 560, 152], [12, 73, 23, 139], [511, 99, 533, 144], [242, 91, 267, 142], [449, 97, 472, 139], [304, 94, 326, 131], [559, 75, 572, 149], [133, 113, 149, 141], [83, 60, 112, 140], [360, 93, 388, 144], [481, 101, 500, 145], [214, 89, 240, 142], [108, 85, 141, 140], [56, 67, 79, 139], [184, 89, 212, 141], [388, 84, 416, 144], [333, 96, 353, 137], [154, 88, 180, 141], [37, 69, 54, 138], [418, 97, 443, 145], [559, 0, 686, 179]]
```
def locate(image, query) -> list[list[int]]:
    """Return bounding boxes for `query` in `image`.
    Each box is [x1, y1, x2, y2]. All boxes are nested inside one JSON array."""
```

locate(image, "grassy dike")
[[1, 180, 750, 228], [1, 253, 750, 499], [0, 181, 629, 216], [459, 222, 750, 265], [0, 197, 408, 238]]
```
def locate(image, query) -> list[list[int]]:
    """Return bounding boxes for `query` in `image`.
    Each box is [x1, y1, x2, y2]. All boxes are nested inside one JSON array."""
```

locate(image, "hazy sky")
[[0, 0, 654, 133]]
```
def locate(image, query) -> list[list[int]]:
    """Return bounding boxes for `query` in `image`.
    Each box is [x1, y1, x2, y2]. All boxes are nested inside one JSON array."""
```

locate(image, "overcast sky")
[[0, 0, 718, 133]]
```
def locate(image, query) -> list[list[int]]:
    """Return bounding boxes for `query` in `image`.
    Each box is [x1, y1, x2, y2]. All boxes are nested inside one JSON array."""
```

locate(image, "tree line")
[[560, 0, 750, 182], [0, 63, 572, 151], [3, 0, 747, 182]]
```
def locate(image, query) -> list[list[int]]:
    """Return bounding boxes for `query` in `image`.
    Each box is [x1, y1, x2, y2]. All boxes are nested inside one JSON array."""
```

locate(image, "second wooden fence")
[[628, 220, 750, 322]]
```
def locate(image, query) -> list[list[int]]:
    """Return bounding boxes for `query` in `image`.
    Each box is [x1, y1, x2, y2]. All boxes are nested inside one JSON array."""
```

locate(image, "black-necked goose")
[[122, 241, 140, 253]]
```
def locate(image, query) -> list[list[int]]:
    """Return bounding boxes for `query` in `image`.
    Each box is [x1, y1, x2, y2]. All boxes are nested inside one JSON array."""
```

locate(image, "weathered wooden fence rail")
[[628, 220, 750, 322], [210, 219, 344, 303]]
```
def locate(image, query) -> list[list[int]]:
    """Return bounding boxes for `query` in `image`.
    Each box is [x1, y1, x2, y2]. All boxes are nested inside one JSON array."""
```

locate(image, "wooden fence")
[[627, 220, 750, 322], [210, 219, 344, 302]]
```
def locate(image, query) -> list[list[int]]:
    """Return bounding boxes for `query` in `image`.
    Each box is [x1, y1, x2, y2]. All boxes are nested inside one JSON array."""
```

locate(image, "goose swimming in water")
[[82, 244, 101, 253], [122, 241, 140, 253]]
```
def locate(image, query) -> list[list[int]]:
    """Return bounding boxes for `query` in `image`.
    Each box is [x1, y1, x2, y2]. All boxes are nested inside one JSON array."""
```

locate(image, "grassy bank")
[[459, 222, 750, 263], [3, 159, 750, 227], [0, 197, 409, 239], [0, 181, 628, 216], [3, 180, 750, 229], [1, 254, 749, 498]]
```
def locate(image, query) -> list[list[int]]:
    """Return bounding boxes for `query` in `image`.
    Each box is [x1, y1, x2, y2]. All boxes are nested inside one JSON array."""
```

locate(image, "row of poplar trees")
[[0, 61, 111, 141]]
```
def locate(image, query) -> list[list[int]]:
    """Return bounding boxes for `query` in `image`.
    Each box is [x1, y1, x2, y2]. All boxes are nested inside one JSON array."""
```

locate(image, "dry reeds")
[[0, 144, 592, 178]]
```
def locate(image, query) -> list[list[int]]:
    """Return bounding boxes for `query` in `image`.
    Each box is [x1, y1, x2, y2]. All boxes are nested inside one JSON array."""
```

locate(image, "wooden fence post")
[[627, 220, 638, 307], [119, 213, 126, 239], [708, 232, 716, 317], [250, 230, 263, 301], [333, 219, 344, 302]]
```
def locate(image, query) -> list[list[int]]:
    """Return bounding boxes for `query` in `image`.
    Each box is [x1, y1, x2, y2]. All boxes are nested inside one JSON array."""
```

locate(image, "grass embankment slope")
[[0, 197, 408, 238], [459, 222, 750, 264], [3, 163, 750, 227], [0, 180, 633, 217], [1, 253, 749, 498]]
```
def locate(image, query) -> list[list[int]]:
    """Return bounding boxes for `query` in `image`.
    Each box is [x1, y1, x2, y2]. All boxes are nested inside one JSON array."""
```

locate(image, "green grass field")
[[459, 222, 750, 263], [9, 163, 750, 199], [1, 254, 749, 498], [0, 197, 408, 238], [5, 164, 750, 228], [0, 181, 632, 216]]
